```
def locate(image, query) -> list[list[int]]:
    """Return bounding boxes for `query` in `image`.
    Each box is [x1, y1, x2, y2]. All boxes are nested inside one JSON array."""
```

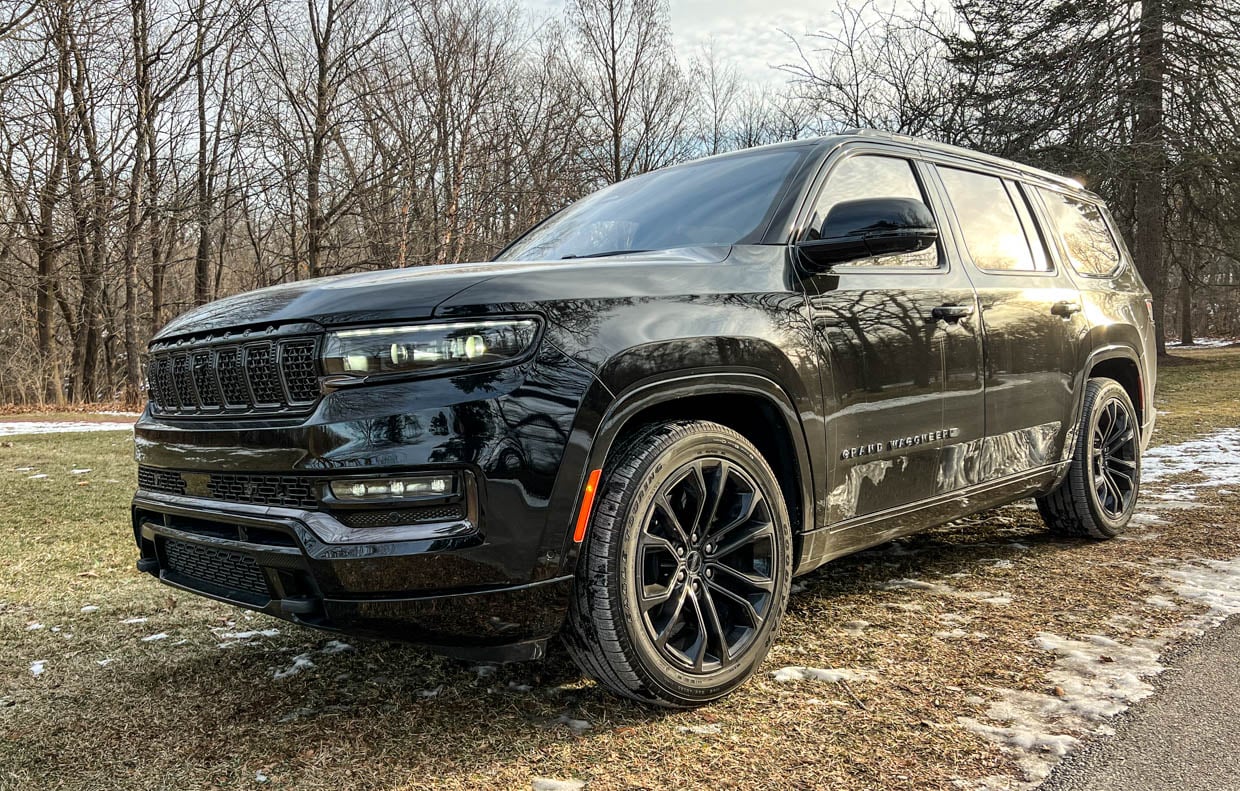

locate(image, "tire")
[[563, 420, 794, 707], [1037, 377, 1141, 539]]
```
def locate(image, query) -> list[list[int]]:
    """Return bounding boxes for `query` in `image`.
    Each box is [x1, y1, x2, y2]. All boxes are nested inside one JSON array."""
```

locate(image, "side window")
[[1037, 188, 1122, 276], [807, 154, 938, 268], [939, 167, 1046, 272]]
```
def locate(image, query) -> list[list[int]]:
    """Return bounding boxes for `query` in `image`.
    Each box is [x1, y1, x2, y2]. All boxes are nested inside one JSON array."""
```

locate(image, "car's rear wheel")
[[564, 420, 793, 707], [1037, 377, 1141, 539]]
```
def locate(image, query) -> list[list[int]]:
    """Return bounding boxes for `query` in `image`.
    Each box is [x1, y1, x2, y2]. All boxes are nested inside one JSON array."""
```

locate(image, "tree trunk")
[[1132, 0, 1167, 356], [1179, 274, 1194, 346]]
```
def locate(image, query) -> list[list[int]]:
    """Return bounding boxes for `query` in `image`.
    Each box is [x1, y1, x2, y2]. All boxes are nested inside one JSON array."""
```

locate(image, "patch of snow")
[[320, 639, 353, 654], [80, 605, 99, 614], [97, 658, 116, 667], [219, 629, 280, 641], [26, 473, 48, 480], [881, 578, 1011, 605], [771, 666, 872, 683], [676, 723, 721, 735], [0, 421, 134, 436], [1167, 336, 1236, 348], [991, 559, 1014, 569], [30, 660, 46, 676], [142, 633, 168, 642], [789, 581, 808, 594], [1144, 595, 1178, 610], [121, 617, 147, 624], [25, 622, 43, 631], [532, 779, 585, 791], [255, 770, 269, 783], [840, 619, 869, 636], [417, 686, 443, 699], [1143, 427, 1240, 497], [473, 664, 497, 679], [273, 653, 315, 680], [507, 681, 533, 693], [555, 714, 592, 733]]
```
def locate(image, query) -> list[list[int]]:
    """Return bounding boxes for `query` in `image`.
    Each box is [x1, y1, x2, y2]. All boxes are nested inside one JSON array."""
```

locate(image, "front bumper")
[[134, 494, 572, 659]]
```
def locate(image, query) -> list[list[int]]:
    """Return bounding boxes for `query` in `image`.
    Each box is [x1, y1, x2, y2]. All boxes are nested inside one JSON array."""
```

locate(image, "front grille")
[[336, 505, 465, 528], [138, 466, 320, 509], [163, 539, 270, 598], [138, 466, 186, 495], [146, 328, 321, 417], [207, 472, 318, 509]]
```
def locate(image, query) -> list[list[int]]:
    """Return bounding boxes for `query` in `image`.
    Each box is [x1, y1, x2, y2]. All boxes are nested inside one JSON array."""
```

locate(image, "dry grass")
[[1, 352, 1238, 790]]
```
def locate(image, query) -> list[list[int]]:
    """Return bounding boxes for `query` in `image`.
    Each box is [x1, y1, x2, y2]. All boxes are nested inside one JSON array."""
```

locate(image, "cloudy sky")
[[522, 0, 840, 88]]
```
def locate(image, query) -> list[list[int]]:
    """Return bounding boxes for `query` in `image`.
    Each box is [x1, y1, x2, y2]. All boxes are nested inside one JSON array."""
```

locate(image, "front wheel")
[[1037, 377, 1141, 538], [563, 420, 793, 707]]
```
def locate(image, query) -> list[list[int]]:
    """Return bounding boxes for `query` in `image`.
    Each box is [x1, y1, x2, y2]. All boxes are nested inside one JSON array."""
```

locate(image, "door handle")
[[929, 304, 975, 323], [1051, 301, 1082, 317]]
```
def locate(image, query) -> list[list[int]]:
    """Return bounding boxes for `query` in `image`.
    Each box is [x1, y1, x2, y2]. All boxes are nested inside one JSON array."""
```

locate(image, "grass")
[[1, 351, 1238, 790]]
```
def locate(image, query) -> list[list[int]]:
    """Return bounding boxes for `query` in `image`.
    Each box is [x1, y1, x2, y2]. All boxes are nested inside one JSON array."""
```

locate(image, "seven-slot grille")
[[146, 330, 321, 417]]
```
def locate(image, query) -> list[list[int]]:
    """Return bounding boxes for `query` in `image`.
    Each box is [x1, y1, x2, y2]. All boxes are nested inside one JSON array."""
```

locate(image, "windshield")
[[497, 146, 809, 261]]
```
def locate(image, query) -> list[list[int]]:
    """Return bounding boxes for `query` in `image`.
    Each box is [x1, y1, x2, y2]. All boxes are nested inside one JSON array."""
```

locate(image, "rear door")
[[798, 150, 985, 525], [929, 165, 1088, 483]]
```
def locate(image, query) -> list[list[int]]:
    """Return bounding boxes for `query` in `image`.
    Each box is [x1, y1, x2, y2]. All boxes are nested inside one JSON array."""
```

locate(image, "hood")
[[153, 248, 732, 341]]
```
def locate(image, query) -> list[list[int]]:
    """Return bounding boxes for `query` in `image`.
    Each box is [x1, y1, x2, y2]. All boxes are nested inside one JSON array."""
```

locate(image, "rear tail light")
[[1145, 298, 1156, 324]]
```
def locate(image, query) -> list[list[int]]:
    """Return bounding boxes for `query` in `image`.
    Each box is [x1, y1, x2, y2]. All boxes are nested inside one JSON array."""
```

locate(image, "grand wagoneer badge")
[[840, 427, 961, 460]]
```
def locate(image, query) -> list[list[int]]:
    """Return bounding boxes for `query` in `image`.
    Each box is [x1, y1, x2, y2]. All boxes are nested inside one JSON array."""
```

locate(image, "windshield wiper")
[[560, 249, 652, 260]]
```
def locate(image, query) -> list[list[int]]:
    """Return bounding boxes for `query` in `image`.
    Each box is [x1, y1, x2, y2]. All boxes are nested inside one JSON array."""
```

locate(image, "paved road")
[[1039, 615, 1240, 791]]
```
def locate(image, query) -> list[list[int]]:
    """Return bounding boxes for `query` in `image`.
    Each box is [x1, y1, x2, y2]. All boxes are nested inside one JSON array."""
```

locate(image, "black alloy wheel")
[[1090, 396, 1139, 519], [1037, 377, 1141, 539], [636, 457, 777, 674], [564, 420, 793, 707]]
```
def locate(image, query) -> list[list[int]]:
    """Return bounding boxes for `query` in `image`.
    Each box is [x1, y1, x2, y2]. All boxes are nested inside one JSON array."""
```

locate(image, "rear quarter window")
[[1037, 188, 1122, 276]]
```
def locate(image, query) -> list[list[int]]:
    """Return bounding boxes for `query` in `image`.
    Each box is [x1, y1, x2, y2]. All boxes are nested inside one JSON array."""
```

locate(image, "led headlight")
[[329, 473, 456, 502], [322, 319, 539, 377]]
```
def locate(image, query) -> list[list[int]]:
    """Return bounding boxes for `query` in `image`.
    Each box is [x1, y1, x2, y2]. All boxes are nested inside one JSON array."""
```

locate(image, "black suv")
[[133, 131, 1156, 707]]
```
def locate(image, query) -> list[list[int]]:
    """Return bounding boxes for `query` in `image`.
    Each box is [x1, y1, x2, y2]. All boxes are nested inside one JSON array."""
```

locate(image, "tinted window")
[[808, 155, 937, 268], [498, 147, 808, 261], [1038, 188, 1122, 276], [939, 167, 1047, 272]]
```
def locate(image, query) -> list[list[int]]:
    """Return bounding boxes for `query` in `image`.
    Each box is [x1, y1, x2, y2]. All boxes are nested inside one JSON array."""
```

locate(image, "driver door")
[[798, 151, 985, 528]]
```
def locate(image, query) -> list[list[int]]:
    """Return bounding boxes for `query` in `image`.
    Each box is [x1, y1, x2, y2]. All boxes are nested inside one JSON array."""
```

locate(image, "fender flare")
[[552, 370, 818, 574]]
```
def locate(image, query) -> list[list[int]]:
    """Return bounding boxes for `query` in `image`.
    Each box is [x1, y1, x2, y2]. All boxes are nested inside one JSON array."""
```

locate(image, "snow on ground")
[[771, 666, 872, 683], [1167, 337, 1238, 348], [273, 653, 315, 680], [1142, 427, 1240, 498], [531, 779, 585, 791], [959, 427, 1240, 788], [0, 421, 133, 437]]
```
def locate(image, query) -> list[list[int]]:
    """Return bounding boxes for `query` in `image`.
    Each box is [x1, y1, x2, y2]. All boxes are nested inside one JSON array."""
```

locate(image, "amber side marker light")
[[573, 468, 603, 543]]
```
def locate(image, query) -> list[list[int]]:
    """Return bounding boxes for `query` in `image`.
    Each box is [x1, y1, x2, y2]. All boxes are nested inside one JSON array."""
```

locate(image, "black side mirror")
[[796, 197, 939, 270]]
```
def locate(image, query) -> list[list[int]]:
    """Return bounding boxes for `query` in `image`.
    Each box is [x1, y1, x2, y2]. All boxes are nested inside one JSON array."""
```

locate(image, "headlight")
[[322, 318, 540, 377]]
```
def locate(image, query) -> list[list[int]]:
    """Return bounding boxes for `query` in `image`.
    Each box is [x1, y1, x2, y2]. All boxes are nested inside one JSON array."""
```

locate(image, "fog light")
[[330, 474, 455, 502]]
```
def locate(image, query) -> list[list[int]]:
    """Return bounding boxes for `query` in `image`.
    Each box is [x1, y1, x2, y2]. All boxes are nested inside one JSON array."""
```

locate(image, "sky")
[[522, 0, 842, 89]]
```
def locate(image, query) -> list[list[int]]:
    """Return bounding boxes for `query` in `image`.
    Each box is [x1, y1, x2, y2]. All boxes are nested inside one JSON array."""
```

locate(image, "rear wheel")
[[1037, 377, 1141, 539], [564, 420, 793, 707]]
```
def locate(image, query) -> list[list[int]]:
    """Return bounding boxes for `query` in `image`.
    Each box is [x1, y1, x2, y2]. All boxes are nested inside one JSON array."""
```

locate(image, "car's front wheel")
[[564, 420, 793, 707]]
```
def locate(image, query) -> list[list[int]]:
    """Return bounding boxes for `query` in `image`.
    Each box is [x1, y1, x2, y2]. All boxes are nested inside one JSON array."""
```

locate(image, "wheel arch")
[[558, 371, 817, 575]]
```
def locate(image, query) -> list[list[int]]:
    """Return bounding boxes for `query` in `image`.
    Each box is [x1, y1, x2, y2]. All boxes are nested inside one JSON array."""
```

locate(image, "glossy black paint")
[[132, 131, 1156, 660]]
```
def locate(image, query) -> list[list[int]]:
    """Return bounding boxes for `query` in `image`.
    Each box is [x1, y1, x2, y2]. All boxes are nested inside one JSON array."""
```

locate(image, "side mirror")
[[796, 197, 939, 270]]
